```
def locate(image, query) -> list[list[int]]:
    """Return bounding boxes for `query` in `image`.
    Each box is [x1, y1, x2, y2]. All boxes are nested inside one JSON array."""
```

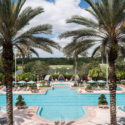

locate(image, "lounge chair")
[[94, 86, 97, 90], [2, 87, 6, 91], [97, 86, 101, 90], [13, 87, 16, 91], [0, 117, 7, 124], [26, 87, 29, 91], [104, 86, 108, 90], [16, 87, 21, 91], [122, 89, 125, 93], [22, 87, 26, 91]]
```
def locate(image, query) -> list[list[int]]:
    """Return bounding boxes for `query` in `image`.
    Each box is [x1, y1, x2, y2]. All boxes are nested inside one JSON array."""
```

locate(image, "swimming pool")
[[0, 88, 125, 106], [0, 88, 125, 121], [53, 84, 70, 86], [37, 106, 87, 121]]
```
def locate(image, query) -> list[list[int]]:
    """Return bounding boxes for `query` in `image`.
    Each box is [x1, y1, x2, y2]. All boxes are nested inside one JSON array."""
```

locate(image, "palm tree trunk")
[[74, 57, 78, 86], [102, 57, 103, 70], [2, 43, 13, 125], [108, 43, 118, 125], [109, 60, 117, 125], [22, 55, 24, 72]]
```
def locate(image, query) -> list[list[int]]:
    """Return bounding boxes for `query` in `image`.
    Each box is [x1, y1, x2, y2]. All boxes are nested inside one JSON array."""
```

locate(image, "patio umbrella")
[[87, 80, 96, 83], [17, 81, 26, 84], [13, 81, 17, 84], [97, 80, 106, 84], [27, 81, 36, 84]]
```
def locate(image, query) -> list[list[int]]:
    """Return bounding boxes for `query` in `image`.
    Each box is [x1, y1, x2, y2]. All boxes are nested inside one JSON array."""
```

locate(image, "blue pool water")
[[0, 88, 125, 106], [53, 84, 70, 86], [1, 88, 125, 121], [117, 86, 122, 90], [37, 106, 87, 121]]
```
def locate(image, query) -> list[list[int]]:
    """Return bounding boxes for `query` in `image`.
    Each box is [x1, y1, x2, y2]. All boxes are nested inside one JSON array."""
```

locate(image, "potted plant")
[[98, 94, 108, 108], [15, 95, 26, 109]]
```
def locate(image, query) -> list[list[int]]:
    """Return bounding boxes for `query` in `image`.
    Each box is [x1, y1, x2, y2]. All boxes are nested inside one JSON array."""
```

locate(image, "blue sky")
[[13, 0, 97, 57]]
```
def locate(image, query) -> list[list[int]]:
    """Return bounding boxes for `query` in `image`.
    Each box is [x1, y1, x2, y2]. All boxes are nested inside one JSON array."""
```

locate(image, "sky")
[[14, 0, 99, 58]]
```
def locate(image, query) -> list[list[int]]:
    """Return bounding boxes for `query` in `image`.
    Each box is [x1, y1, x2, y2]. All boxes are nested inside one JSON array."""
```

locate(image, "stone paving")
[[0, 106, 125, 125]]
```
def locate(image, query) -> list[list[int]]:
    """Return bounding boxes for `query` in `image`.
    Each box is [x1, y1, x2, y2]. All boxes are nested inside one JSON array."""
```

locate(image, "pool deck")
[[0, 106, 125, 125]]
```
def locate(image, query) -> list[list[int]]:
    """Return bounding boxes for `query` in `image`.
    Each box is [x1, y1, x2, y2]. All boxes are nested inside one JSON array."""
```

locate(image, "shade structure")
[[13, 81, 17, 84], [27, 81, 36, 84], [87, 80, 96, 83], [97, 80, 106, 83], [17, 81, 26, 84]]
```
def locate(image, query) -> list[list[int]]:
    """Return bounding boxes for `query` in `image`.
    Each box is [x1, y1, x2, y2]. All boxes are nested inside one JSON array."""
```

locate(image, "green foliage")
[[31, 61, 49, 77], [98, 94, 108, 105], [87, 85, 92, 90], [17, 72, 37, 81], [54, 67, 68, 74], [89, 67, 106, 80], [15, 95, 26, 106], [116, 70, 125, 79], [50, 74, 60, 77], [24, 62, 34, 72], [63, 74, 74, 77], [16, 57, 103, 65], [24, 61, 49, 77]]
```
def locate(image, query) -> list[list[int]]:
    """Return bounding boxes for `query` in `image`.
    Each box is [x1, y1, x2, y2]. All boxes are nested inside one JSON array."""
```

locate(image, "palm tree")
[[0, 0, 60, 124], [63, 40, 93, 85], [59, 0, 125, 124], [92, 44, 125, 70], [16, 45, 39, 72]]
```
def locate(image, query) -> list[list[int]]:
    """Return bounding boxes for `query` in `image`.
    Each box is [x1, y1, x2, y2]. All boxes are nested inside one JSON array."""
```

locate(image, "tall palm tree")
[[63, 40, 93, 85], [0, 0, 60, 124], [59, 0, 125, 124], [92, 44, 125, 70]]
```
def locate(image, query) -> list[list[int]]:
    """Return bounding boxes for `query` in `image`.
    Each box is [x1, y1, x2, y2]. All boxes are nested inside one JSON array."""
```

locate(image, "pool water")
[[53, 84, 70, 86], [0, 88, 125, 121], [37, 106, 87, 121], [0, 88, 125, 106], [117, 86, 122, 90]]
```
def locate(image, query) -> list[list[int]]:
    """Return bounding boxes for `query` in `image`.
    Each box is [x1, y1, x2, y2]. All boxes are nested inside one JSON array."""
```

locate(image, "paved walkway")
[[0, 106, 125, 125]]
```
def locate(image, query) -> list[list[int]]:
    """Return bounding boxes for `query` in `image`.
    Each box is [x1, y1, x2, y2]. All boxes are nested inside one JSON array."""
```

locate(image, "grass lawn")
[[17, 65, 23, 70], [49, 65, 73, 69]]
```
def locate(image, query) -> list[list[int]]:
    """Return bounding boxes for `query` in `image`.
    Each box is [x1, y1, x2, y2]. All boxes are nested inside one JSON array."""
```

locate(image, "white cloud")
[[20, 0, 95, 57]]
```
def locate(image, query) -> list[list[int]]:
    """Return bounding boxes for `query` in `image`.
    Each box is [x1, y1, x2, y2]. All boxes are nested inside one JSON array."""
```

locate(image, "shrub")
[[15, 95, 26, 106], [87, 85, 92, 90], [98, 94, 108, 105], [50, 74, 60, 77]]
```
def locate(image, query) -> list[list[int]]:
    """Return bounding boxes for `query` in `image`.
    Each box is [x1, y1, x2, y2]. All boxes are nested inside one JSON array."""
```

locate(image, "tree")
[[59, 0, 125, 124], [0, 0, 60, 124], [31, 61, 49, 77], [88, 67, 106, 80], [63, 40, 93, 86], [16, 45, 38, 72]]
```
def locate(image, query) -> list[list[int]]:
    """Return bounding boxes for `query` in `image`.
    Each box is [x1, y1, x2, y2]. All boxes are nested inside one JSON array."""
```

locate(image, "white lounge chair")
[[22, 87, 26, 91], [26, 87, 29, 91], [122, 89, 125, 93], [16, 87, 20, 91], [97, 86, 101, 90], [13, 87, 16, 91]]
